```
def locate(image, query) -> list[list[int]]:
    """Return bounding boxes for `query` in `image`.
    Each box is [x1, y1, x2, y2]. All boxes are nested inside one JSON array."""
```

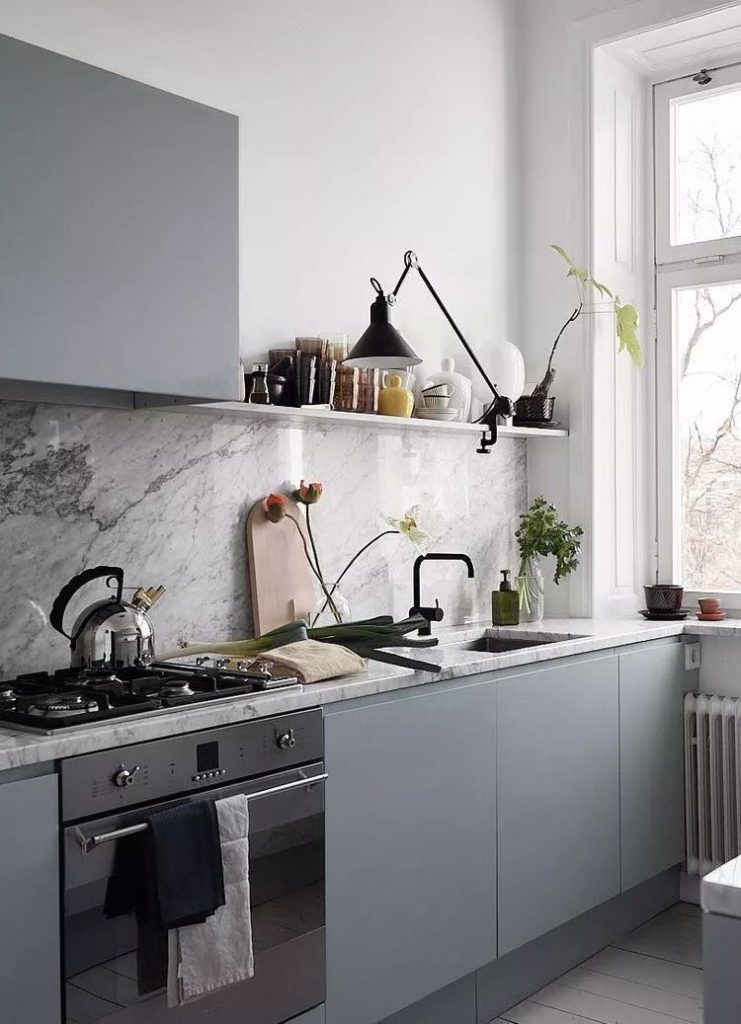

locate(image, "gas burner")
[[0, 661, 301, 733], [159, 679, 195, 699], [26, 693, 100, 719], [54, 667, 121, 689]]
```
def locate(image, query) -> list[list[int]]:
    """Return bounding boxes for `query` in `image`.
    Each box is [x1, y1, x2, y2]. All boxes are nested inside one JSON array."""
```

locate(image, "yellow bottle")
[[378, 373, 414, 418]]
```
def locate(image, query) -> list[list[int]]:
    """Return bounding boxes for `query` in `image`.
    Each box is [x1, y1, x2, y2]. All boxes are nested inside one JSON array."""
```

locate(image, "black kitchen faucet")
[[410, 553, 475, 636]]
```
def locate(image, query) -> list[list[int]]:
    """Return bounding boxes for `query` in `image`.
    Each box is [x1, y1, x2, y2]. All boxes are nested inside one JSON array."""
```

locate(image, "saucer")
[[697, 611, 727, 621], [415, 408, 459, 421], [639, 609, 688, 621]]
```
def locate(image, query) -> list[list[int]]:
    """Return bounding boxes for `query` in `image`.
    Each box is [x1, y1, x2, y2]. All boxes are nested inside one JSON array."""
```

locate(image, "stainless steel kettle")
[[50, 565, 166, 670]]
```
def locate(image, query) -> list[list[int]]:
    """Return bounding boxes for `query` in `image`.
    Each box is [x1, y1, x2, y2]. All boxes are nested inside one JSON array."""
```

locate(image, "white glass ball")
[[489, 342, 525, 402]]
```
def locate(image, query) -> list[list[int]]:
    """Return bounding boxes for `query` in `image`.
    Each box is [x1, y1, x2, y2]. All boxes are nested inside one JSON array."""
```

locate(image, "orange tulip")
[[262, 492, 289, 523], [295, 480, 323, 505]]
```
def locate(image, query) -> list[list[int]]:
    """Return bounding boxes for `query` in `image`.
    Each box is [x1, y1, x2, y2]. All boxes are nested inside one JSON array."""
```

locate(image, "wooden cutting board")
[[245, 499, 316, 636]]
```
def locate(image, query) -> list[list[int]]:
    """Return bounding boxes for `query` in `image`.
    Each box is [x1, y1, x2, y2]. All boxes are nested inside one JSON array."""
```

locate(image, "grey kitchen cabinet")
[[324, 681, 497, 1024], [0, 33, 239, 402], [0, 768, 61, 1024], [497, 654, 621, 956], [703, 910, 741, 1024], [619, 641, 685, 890], [289, 1006, 325, 1024]]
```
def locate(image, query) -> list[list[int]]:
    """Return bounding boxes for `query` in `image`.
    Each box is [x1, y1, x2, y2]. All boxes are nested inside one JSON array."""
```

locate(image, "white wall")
[[516, 0, 733, 616], [0, 0, 519, 395]]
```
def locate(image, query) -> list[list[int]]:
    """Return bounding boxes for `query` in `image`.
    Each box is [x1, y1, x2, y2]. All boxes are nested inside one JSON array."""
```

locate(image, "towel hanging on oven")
[[149, 799, 226, 928], [167, 793, 254, 1005]]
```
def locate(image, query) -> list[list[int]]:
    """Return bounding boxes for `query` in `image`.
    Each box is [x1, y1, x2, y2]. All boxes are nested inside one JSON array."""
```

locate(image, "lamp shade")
[[344, 293, 422, 368]]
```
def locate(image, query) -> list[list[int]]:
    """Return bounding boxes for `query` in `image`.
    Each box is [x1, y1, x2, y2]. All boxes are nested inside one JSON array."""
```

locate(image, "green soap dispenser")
[[492, 569, 519, 626]]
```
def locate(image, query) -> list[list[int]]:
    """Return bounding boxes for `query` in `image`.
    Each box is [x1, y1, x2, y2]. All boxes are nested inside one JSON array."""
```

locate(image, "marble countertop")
[[0, 615, 736, 772], [701, 857, 741, 918]]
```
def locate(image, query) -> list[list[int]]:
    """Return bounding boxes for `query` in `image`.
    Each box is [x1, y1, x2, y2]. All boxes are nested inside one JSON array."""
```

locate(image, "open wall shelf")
[[173, 401, 569, 439]]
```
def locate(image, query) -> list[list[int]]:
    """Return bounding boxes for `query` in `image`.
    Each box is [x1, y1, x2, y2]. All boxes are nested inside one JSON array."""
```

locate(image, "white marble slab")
[[701, 856, 741, 919], [0, 400, 526, 679], [0, 615, 705, 771]]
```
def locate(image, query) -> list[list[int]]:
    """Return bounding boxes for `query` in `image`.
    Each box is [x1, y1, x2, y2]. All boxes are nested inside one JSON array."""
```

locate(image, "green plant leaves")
[[550, 242, 643, 371], [589, 277, 614, 300], [550, 244, 574, 266], [615, 302, 643, 369], [515, 495, 583, 585]]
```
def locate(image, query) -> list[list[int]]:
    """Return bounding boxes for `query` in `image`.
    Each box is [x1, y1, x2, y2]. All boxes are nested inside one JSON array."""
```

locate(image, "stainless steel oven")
[[60, 711, 325, 1024]]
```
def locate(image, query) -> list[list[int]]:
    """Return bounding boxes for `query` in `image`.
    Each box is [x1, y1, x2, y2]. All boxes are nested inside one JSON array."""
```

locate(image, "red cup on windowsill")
[[698, 598, 722, 615]]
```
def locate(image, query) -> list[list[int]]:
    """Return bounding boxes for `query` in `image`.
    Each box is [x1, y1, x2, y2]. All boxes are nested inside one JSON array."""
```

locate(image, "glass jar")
[[335, 365, 360, 411], [356, 368, 380, 414], [247, 362, 271, 405], [517, 558, 545, 623]]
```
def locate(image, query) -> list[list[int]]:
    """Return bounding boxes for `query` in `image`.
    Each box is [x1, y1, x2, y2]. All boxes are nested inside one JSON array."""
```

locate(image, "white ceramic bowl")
[[422, 394, 450, 409], [422, 383, 452, 398]]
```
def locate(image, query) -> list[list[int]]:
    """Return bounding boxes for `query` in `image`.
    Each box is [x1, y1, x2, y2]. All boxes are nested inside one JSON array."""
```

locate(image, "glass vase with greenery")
[[516, 496, 583, 621]]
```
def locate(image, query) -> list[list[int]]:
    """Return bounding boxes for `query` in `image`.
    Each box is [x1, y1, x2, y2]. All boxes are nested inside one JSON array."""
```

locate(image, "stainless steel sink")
[[443, 636, 559, 654]]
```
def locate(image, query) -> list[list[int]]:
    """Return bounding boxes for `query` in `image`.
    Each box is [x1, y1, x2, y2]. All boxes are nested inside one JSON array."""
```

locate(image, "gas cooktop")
[[0, 660, 300, 734]]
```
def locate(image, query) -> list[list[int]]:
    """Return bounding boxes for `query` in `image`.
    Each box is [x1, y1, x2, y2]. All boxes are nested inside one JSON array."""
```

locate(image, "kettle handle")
[[50, 566, 124, 641]]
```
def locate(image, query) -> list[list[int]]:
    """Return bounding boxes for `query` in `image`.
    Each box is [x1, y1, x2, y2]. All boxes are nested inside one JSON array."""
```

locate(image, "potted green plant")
[[516, 496, 583, 622], [515, 245, 643, 424]]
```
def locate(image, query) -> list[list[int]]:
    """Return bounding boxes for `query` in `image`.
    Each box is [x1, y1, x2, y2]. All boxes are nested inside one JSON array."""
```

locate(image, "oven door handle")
[[75, 770, 329, 855]]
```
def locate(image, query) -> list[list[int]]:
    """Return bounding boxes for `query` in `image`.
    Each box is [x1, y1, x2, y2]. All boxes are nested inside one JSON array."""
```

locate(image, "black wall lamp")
[[345, 250, 514, 453]]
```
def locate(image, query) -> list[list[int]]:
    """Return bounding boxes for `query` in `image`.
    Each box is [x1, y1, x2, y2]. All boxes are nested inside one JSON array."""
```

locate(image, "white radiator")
[[684, 692, 741, 876]]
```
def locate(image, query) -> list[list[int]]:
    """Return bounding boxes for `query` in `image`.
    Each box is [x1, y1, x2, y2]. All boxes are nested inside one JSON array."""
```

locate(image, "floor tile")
[[496, 902, 704, 1024], [583, 946, 703, 999], [557, 964, 701, 1021]]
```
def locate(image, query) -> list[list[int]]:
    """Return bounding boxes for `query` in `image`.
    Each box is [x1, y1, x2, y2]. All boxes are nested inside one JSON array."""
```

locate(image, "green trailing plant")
[[531, 245, 643, 399], [516, 496, 584, 583]]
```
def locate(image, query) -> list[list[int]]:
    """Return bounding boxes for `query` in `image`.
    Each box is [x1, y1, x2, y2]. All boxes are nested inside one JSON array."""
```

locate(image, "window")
[[655, 64, 741, 599]]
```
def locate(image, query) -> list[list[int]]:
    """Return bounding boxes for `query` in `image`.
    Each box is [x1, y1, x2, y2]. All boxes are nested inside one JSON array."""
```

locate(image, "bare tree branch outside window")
[[680, 134, 741, 590]]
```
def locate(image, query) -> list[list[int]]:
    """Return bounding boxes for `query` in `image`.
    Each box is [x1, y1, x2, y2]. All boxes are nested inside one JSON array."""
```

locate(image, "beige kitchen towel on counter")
[[263, 638, 368, 683], [167, 794, 253, 1006]]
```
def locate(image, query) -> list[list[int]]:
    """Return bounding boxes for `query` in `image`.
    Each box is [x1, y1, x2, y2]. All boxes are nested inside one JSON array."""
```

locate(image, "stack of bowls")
[[416, 383, 457, 421]]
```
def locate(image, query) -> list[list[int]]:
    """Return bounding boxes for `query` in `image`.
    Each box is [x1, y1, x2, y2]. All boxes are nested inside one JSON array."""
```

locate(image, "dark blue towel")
[[148, 800, 225, 929]]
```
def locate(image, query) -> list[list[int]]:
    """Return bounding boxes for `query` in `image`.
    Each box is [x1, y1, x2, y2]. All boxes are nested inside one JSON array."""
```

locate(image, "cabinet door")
[[0, 771, 60, 1024], [497, 655, 620, 955], [0, 33, 238, 400], [619, 642, 685, 890], [324, 682, 496, 1024]]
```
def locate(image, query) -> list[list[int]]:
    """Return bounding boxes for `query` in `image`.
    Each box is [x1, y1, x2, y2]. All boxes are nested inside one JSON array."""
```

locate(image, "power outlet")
[[685, 642, 701, 670]]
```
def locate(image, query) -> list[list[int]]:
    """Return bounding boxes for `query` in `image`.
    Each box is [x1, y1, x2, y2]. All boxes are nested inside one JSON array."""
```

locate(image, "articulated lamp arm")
[[388, 251, 513, 453]]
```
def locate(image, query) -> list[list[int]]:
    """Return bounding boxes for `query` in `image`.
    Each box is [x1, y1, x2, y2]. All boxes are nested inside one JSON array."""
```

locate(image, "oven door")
[[63, 764, 325, 1024]]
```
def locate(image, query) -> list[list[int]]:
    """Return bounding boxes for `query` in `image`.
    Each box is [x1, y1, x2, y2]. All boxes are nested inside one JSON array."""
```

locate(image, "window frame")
[[656, 259, 741, 600], [655, 64, 741, 266], [654, 62, 741, 606]]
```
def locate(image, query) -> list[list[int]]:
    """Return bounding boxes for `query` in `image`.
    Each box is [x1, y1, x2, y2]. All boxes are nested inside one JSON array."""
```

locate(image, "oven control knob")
[[113, 765, 141, 788], [276, 729, 296, 750]]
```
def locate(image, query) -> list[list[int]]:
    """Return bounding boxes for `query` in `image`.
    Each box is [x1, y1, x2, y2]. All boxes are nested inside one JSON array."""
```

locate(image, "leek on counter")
[[162, 615, 441, 673]]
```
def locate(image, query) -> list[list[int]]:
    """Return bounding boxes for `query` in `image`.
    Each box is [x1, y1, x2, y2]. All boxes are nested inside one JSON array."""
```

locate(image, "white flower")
[[383, 505, 431, 552]]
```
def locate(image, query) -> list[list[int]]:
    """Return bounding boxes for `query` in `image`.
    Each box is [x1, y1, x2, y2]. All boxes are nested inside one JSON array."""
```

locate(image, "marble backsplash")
[[0, 401, 527, 679]]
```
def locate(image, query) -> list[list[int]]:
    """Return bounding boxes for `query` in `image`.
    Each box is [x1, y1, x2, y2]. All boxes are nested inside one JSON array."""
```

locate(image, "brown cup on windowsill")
[[698, 597, 722, 615], [644, 584, 684, 613]]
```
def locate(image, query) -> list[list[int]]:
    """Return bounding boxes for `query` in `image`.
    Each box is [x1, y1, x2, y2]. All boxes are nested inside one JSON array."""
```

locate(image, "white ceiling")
[[607, 4, 741, 77]]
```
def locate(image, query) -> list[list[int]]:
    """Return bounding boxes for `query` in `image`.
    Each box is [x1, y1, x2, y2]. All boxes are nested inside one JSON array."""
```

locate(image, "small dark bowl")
[[644, 584, 684, 613]]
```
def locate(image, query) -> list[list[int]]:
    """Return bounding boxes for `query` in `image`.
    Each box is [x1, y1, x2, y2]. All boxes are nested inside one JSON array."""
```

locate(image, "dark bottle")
[[248, 362, 271, 405], [492, 569, 519, 626]]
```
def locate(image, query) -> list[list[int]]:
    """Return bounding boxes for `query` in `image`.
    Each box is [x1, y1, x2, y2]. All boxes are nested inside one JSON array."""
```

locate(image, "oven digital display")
[[196, 741, 219, 772]]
